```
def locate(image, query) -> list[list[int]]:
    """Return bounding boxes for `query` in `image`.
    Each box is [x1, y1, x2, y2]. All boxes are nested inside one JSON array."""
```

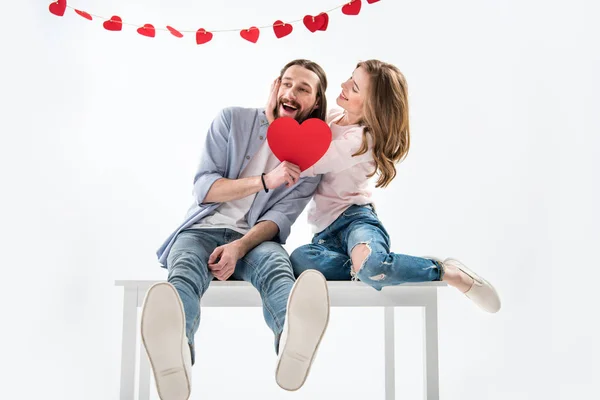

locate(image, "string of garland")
[[48, 0, 381, 44]]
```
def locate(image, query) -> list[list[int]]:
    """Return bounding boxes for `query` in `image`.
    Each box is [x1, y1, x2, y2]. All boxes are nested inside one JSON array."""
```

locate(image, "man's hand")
[[265, 77, 280, 125], [208, 241, 246, 281], [263, 161, 301, 189]]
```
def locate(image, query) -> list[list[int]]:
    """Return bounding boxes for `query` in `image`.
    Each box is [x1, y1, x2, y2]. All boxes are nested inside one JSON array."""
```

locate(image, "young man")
[[141, 59, 330, 400]]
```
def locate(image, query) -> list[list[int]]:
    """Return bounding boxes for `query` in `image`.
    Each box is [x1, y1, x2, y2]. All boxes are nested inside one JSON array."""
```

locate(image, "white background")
[[2, 0, 599, 399]]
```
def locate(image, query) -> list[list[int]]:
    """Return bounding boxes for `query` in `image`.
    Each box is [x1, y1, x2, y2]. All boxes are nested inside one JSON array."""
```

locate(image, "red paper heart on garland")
[[103, 16, 122, 31], [75, 9, 92, 20], [342, 0, 362, 15], [367, 0, 380, 3], [240, 27, 260, 43], [49, 0, 66, 17], [267, 117, 332, 172], [273, 20, 293, 38], [137, 24, 155, 37], [167, 26, 183, 38], [196, 28, 213, 44], [317, 12, 329, 31], [303, 14, 326, 32]]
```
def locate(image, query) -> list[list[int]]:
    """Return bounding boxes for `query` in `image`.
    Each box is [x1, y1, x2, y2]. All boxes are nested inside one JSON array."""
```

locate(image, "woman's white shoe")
[[427, 256, 501, 313]]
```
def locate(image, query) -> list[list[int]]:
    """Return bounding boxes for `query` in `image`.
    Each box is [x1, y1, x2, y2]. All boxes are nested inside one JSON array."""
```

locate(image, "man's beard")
[[273, 99, 313, 123]]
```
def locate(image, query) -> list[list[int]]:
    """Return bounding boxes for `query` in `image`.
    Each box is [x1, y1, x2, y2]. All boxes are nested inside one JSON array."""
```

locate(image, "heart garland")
[[273, 20, 293, 38], [240, 27, 260, 43], [137, 24, 155, 38], [196, 28, 213, 44], [167, 26, 183, 38], [342, 0, 362, 16], [74, 9, 92, 20], [47, 0, 382, 44], [48, 0, 66, 17], [103, 16, 122, 31]]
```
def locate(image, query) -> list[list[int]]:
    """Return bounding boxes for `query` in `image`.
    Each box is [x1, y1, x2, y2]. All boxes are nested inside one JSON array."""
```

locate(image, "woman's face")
[[336, 66, 371, 120]]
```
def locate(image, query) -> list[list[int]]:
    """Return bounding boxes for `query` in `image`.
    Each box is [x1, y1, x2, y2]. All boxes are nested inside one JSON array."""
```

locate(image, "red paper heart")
[[342, 0, 362, 15], [303, 14, 326, 32], [167, 26, 183, 38], [103, 16, 122, 31], [196, 28, 213, 44], [367, 0, 380, 3], [317, 12, 329, 31], [75, 9, 92, 20], [273, 20, 293, 38], [267, 117, 332, 172], [137, 24, 155, 38], [48, 0, 66, 17], [240, 27, 259, 43]]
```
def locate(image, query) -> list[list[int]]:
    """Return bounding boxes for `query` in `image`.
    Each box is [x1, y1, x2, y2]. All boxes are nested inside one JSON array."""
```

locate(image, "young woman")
[[267, 59, 500, 313]]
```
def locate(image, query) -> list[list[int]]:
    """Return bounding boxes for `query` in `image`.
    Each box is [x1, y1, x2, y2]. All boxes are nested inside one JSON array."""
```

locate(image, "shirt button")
[[246, 156, 250, 160], [259, 136, 264, 140], [261, 120, 266, 124]]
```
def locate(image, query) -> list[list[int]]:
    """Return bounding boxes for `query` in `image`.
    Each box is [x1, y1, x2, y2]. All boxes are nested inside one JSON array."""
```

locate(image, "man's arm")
[[257, 174, 321, 243], [206, 174, 320, 281], [193, 108, 298, 205], [192, 108, 230, 205], [207, 221, 279, 280], [204, 161, 301, 204], [203, 176, 264, 204], [238, 220, 279, 254]]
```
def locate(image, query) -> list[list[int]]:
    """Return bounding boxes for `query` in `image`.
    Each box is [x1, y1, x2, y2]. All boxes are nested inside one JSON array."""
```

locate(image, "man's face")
[[274, 65, 320, 123]]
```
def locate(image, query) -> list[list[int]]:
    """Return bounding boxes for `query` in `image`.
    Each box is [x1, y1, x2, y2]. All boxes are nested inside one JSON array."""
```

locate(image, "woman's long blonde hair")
[[353, 60, 410, 188]]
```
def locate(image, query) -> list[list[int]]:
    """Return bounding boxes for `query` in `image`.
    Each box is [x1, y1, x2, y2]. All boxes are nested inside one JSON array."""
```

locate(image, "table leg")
[[423, 290, 440, 400], [119, 287, 138, 400], [385, 306, 396, 400]]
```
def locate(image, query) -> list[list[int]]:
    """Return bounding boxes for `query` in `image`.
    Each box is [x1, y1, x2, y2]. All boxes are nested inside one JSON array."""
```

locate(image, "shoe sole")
[[276, 270, 330, 391], [140, 283, 191, 400]]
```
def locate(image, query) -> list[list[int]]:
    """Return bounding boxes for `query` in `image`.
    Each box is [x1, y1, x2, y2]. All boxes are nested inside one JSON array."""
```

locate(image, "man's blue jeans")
[[290, 205, 444, 290], [166, 228, 294, 364]]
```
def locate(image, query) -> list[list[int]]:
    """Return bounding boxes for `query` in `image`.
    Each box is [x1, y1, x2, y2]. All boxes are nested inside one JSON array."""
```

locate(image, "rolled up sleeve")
[[257, 175, 321, 243], [192, 108, 232, 205]]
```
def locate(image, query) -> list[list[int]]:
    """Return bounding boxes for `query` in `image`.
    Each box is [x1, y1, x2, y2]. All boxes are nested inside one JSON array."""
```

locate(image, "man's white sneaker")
[[140, 282, 192, 400], [275, 269, 330, 391]]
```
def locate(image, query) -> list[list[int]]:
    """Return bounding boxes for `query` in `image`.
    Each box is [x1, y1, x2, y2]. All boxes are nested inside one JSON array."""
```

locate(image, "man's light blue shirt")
[[156, 107, 321, 267]]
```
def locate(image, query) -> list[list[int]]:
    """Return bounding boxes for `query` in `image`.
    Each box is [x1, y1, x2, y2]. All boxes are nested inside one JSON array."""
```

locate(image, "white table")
[[115, 280, 446, 399]]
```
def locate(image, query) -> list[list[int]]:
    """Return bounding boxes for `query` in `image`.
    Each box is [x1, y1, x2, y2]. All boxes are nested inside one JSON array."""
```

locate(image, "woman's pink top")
[[302, 108, 376, 233]]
